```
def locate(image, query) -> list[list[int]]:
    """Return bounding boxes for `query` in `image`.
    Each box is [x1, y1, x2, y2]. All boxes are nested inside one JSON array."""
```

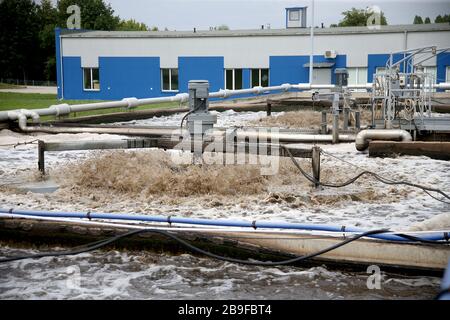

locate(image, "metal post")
[[332, 93, 340, 144], [267, 101, 272, 116], [355, 111, 361, 130], [321, 111, 327, 134], [343, 107, 349, 130], [309, 0, 315, 85], [311, 146, 320, 188], [38, 140, 45, 175]]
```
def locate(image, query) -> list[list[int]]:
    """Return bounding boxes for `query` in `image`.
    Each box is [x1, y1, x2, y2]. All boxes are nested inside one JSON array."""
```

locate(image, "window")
[[251, 69, 269, 87], [376, 67, 387, 75], [83, 68, 100, 90], [347, 67, 367, 85], [289, 10, 300, 21], [161, 68, 179, 91], [423, 66, 437, 84], [225, 69, 243, 90], [447, 66, 450, 82]]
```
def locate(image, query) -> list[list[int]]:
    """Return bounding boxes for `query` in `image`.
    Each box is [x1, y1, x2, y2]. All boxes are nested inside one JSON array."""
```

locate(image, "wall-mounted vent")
[[324, 50, 337, 59]]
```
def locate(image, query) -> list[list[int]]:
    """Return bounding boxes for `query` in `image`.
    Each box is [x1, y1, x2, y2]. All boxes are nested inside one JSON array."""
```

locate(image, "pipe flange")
[[49, 104, 71, 116], [122, 97, 139, 109]]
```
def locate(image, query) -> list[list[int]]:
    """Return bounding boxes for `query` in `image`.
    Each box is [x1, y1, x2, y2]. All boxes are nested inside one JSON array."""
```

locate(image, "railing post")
[[311, 146, 321, 188], [267, 101, 272, 116], [38, 140, 45, 175]]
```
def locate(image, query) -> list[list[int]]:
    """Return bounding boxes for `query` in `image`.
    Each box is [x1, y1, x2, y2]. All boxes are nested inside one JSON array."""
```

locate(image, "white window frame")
[[251, 68, 270, 87], [83, 67, 100, 91], [161, 68, 179, 92], [225, 69, 243, 90]]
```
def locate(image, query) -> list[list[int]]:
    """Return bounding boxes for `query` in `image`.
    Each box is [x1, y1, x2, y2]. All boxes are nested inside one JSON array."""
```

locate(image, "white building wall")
[[62, 30, 450, 69]]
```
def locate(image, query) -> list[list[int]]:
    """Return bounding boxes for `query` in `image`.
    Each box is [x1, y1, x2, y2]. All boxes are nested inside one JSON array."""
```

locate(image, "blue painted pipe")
[[0, 208, 448, 243]]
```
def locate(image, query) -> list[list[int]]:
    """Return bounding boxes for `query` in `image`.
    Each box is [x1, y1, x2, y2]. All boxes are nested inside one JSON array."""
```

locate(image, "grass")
[[0, 92, 181, 120], [0, 83, 26, 89]]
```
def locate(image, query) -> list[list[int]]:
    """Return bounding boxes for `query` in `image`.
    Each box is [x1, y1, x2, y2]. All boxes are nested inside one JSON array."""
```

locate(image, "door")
[[312, 68, 331, 84]]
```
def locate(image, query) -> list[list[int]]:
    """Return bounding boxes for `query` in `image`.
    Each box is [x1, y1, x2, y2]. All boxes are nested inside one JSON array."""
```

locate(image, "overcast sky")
[[103, 0, 450, 30]]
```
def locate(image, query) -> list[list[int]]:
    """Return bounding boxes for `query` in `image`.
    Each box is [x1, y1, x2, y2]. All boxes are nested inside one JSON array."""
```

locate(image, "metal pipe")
[[355, 129, 413, 151], [21, 124, 355, 143], [1, 208, 448, 242]]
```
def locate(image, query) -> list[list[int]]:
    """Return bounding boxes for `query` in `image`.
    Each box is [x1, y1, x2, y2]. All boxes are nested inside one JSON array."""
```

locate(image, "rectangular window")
[[251, 68, 270, 87], [83, 68, 100, 91], [376, 67, 387, 75], [225, 69, 243, 90], [161, 68, 179, 91], [348, 67, 368, 88], [447, 66, 450, 82], [424, 66, 437, 84], [289, 10, 300, 21]]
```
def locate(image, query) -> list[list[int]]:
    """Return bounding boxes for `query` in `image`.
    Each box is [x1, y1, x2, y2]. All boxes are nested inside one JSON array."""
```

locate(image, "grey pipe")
[[355, 129, 413, 151]]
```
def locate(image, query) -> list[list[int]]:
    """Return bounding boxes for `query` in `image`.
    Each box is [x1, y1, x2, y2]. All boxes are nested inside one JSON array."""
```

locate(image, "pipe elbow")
[[355, 129, 412, 151]]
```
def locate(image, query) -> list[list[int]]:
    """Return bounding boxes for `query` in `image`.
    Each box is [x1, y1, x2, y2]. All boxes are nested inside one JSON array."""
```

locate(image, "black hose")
[[0, 228, 390, 266], [281, 145, 450, 202]]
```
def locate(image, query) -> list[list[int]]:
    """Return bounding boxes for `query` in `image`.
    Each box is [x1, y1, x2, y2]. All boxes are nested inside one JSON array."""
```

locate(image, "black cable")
[[281, 145, 450, 202], [0, 228, 391, 266]]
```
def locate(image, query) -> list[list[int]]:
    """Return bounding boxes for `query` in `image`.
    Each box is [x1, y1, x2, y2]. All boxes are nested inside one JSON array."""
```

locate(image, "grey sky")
[[104, 0, 450, 30]]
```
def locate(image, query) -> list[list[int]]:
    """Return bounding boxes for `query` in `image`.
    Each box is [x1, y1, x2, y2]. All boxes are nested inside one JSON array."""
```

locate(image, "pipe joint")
[[121, 97, 139, 109], [49, 104, 71, 116], [355, 129, 413, 151], [281, 83, 292, 91], [174, 93, 189, 103]]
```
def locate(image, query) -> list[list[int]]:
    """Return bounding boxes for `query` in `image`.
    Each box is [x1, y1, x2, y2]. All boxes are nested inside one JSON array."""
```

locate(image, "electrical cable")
[[0, 228, 391, 266], [281, 145, 450, 203]]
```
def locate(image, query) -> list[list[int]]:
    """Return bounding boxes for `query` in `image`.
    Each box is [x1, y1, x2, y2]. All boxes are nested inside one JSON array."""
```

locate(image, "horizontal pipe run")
[[1, 208, 448, 243]]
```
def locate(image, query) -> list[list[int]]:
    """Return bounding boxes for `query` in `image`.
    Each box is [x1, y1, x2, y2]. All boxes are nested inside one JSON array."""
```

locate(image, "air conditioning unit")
[[324, 50, 337, 59]]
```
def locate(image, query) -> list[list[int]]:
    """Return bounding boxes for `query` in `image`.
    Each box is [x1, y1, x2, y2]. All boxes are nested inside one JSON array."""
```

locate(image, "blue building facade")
[[55, 24, 450, 100]]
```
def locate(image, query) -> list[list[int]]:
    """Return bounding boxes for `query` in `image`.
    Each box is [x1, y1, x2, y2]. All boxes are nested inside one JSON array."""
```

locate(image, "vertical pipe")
[[309, 0, 315, 85], [312, 146, 320, 188], [321, 111, 327, 134], [38, 140, 45, 175]]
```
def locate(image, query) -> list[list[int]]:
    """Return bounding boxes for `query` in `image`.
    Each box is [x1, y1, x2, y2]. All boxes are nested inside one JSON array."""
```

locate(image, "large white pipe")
[[0, 80, 445, 126], [355, 129, 413, 151]]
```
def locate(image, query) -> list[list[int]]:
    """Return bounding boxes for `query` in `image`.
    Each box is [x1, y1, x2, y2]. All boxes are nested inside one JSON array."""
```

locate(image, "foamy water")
[[0, 110, 449, 299]]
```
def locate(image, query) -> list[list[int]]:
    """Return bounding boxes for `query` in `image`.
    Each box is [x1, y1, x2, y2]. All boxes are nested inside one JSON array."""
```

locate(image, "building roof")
[[60, 23, 450, 39]]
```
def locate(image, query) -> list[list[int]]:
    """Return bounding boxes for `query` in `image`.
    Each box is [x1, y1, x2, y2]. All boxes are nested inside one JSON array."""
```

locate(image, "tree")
[[413, 15, 423, 24], [0, 0, 41, 81], [424, 17, 431, 24], [337, 7, 387, 27], [216, 25, 230, 30], [117, 19, 148, 31], [56, 0, 120, 30], [435, 14, 450, 23], [37, 0, 58, 80]]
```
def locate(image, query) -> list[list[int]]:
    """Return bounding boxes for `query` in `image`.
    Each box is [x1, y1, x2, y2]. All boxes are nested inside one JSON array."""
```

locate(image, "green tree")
[[56, 0, 120, 30], [216, 25, 230, 30], [413, 15, 423, 24], [435, 14, 450, 23], [0, 0, 41, 81], [37, 0, 58, 80], [338, 7, 388, 27], [117, 19, 148, 31], [424, 17, 431, 24]]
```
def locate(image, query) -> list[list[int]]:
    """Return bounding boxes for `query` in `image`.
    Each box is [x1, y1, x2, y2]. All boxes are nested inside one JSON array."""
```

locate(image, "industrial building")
[[55, 8, 450, 100]]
